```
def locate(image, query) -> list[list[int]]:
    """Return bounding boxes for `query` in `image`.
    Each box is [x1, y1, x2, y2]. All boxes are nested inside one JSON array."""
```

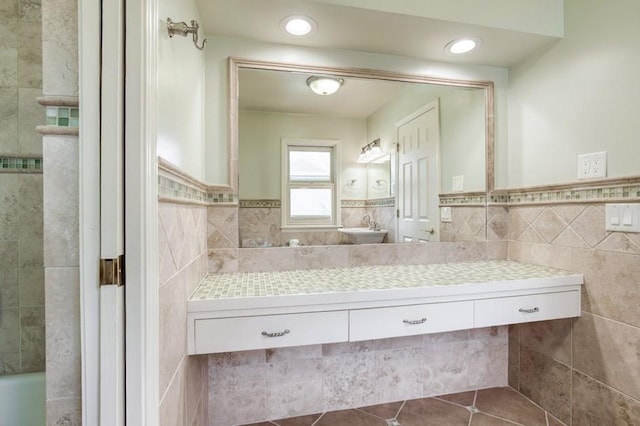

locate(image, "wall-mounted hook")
[[167, 17, 207, 50]]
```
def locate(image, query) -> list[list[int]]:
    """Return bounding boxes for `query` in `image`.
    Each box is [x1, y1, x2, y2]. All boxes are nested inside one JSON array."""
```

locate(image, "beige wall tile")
[[595, 232, 640, 255], [45, 267, 81, 399], [573, 312, 640, 400], [508, 325, 520, 390], [519, 319, 571, 365], [423, 341, 473, 396], [207, 206, 239, 249], [159, 270, 187, 397], [0, 352, 20, 375], [17, 22, 42, 89], [186, 355, 206, 426], [18, 173, 43, 239], [41, 0, 77, 96], [0, 88, 18, 154], [572, 370, 640, 426], [208, 248, 238, 273], [0, 307, 20, 352], [293, 245, 350, 269], [238, 247, 295, 272], [551, 227, 588, 248], [20, 306, 44, 372], [267, 357, 324, 420], [46, 397, 82, 426], [572, 248, 640, 327], [570, 206, 607, 248], [507, 241, 572, 270], [532, 208, 566, 243], [487, 206, 509, 241], [209, 362, 266, 425], [519, 346, 571, 424], [0, 240, 19, 307], [159, 359, 186, 426], [43, 136, 78, 268], [19, 238, 44, 306]]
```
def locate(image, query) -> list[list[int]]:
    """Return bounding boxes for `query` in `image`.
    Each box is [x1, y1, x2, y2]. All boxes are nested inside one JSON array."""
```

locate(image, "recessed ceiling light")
[[445, 37, 481, 54], [280, 15, 317, 37]]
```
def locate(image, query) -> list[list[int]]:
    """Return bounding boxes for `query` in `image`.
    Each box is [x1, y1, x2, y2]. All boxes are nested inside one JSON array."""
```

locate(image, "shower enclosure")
[[0, 0, 46, 423]]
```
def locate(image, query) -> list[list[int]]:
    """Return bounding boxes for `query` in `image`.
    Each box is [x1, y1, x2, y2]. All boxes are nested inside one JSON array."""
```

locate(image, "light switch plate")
[[605, 203, 640, 233], [441, 206, 452, 223]]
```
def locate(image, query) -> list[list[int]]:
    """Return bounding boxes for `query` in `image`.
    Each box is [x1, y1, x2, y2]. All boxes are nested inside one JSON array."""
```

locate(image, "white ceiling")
[[200, 0, 562, 117], [196, 0, 560, 69]]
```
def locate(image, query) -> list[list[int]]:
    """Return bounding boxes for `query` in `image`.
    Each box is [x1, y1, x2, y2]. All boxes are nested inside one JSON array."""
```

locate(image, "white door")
[[100, 0, 126, 423], [397, 100, 440, 242]]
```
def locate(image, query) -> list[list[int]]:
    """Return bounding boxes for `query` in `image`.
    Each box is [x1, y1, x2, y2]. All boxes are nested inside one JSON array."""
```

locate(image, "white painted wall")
[[205, 36, 509, 188], [508, 0, 640, 188], [238, 110, 367, 199], [367, 85, 486, 193], [157, 1, 206, 180]]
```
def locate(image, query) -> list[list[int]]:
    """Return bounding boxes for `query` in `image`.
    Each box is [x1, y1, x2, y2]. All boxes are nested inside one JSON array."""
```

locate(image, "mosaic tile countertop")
[[191, 260, 581, 301]]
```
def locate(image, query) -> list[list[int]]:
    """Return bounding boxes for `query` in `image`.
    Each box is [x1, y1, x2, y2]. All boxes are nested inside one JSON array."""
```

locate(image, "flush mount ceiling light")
[[306, 76, 344, 96], [280, 15, 317, 37], [445, 37, 481, 54]]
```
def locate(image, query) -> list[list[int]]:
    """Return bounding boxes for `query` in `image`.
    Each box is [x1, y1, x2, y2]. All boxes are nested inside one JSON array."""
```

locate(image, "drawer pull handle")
[[403, 318, 427, 325], [261, 329, 290, 338], [519, 307, 539, 314]]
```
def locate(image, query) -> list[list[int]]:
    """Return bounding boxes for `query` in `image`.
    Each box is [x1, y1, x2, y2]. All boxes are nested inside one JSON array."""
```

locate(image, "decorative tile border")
[[365, 197, 395, 207], [46, 106, 79, 127], [158, 175, 208, 203], [207, 193, 237, 204], [239, 199, 281, 208], [158, 158, 237, 205], [0, 156, 43, 173], [492, 176, 640, 205], [439, 192, 487, 206], [341, 199, 367, 208], [36, 95, 80, 136]]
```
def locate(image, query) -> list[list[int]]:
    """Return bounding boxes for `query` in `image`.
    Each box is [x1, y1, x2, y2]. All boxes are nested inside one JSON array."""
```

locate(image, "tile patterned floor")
[[242, 387, 566, 426]]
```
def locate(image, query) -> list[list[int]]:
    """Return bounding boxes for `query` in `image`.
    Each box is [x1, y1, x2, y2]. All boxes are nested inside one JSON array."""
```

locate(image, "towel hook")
[[167, 17, 207, 50]]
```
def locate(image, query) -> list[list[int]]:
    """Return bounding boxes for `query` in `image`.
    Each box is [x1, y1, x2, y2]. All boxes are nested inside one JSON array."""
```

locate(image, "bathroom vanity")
[[187, 260, 582, 355]]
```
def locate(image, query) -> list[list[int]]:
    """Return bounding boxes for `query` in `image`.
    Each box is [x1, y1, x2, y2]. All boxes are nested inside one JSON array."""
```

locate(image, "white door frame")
[[79, 0, 160, 424], [124, 0, 160, 424]]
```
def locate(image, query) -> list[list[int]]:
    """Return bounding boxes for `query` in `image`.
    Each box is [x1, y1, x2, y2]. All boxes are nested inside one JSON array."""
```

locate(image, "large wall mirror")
[[229, 58, 494, 247]]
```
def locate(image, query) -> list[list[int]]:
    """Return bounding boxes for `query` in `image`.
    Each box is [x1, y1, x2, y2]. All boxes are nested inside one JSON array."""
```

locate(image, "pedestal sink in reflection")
[[338, 227, 387, 244]]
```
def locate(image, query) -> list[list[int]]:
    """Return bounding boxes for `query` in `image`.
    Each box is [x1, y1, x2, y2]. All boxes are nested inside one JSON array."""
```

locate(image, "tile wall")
[[158, 201, 210, 426], [507, 202, 640, 425], [0, 0, 44, 376]]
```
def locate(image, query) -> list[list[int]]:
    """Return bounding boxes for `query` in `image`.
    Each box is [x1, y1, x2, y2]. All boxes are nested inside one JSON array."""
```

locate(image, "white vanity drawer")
[[193, 311, 348, 354], [474, 290, 581, 328], [349, 301, 474, 342]]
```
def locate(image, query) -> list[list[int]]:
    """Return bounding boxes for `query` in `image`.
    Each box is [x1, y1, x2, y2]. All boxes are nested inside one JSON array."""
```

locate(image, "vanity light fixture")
[[280, 15, 317, 37], [445, 37, 480, 54], [357, 139, 384, 163], [306, 76, 344, 96]]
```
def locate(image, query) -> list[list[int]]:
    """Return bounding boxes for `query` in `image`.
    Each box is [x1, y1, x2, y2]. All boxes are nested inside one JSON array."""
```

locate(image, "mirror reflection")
[[235, 62, 492, 247]]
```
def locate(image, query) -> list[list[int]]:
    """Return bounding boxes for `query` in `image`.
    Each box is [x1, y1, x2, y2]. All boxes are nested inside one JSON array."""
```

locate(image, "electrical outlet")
[[578, 151, 607, 179], [452, 175, 464, 192], [589, 151, 607, 178]]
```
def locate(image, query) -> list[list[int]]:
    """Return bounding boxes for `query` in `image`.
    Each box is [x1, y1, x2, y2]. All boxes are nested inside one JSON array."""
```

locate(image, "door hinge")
[[100, 255, 125, 287], [397, 209, 400, 218]]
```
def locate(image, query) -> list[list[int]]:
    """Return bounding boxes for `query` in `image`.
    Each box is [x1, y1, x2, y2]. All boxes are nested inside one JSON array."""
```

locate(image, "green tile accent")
[[0, 157, 43, 173], [45, 106, 79, 128]]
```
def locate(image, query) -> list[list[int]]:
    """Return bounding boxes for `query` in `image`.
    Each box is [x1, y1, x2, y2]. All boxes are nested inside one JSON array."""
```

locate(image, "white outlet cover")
[[590, 151, 607, 178], [441, 206, 452, 223]]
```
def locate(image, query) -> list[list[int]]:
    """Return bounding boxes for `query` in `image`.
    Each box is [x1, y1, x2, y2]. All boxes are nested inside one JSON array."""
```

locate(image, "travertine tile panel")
[[18, 0, 41, 22], [19, 238, 44, 306], [519, 346, 571, 424], [424, 341, 472, 396], [0, 240, 19, 307], [508, 325, 519, 390], [159, 359, 186, 426], [0, 352, 20, 375], [238, 247, 295, 272], [46, 397, 82, 426], [532, 208, 566, 243], [572, 370, 640, 426], [0, 307, 19, 352], [159, 269, 187, 397], [207, 206, 239, 248], [265, 345, 322, 363], [208, 248, 239, 273], [595, 232, 640, 255], [466, 339, 508, 390], [18, 173, 43, 239], [508, 241, 572, 271], [375, 347, 425, 402], [292, 245, 349, 270], [550, 205, 586, 225], [20, 306, 45, 372], [572, 248, 640, 327], [18, 87, 42, 155], [209, 362, 266, 426], [551, 227, 588, 248], [157, 213, 177, 286], [43, 136, 79, 267], [186, 356, 205, 426], [570, 206, 607, 248], [573, 312, 640, 400], [0, 39, 17, 87], [42, 0, 78, 96], [487, 206, 509, 241], [45, 267, 81, 399], [0, 88, 18, 155], [519, 319, 571, 365], [322, 351, 377, 411], [266, 357, 324, 420]]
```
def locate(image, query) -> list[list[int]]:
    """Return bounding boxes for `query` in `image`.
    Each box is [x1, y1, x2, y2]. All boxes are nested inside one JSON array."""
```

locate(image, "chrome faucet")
[[362, 214, 376, 230]]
